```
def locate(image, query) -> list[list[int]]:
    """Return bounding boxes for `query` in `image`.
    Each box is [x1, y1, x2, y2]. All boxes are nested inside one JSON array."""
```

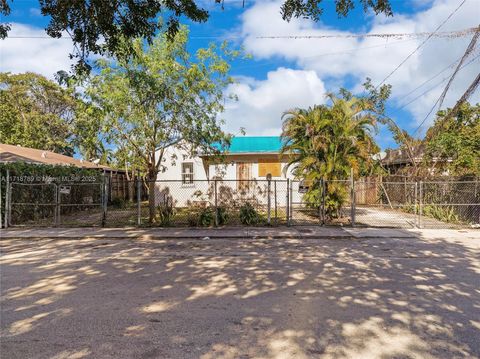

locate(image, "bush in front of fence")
[[216, 206, 229, 226], [156, 202, 176, 227], [422, 205, 459, 223], [239, 202, 264, 225]]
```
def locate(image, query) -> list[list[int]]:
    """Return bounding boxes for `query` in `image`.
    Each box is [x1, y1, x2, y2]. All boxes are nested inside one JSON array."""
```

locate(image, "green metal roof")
[[226, 136, 283, 154]]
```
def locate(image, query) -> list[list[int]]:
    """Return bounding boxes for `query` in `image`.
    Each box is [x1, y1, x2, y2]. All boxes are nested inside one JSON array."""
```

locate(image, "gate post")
[[102, 171, 107, 227], [267, 175, 271, 225], [0, 168, 2, 228], [286, 178, 290, 226], [55, 184, 60, 227], [322, 178, 326, 226], [350, 169, 355, 227], [4, 169, 9, 228], [419, 181, 423, 229], [136, 170, 141, 226], [214, 178, 218, 227], [274, 180, 278, 226], [414, 181, 418, 228], [318, 179, 322, 224]]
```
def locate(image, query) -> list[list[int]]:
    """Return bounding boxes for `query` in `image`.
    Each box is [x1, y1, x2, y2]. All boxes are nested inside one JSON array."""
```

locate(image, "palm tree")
[[281, 94, 380, 217]]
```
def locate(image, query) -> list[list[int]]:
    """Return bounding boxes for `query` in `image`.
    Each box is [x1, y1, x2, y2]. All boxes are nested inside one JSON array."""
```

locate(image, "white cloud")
[[0, 23, 74, 78], [240, 0, 480, 131], [223, 67, 327, 135]]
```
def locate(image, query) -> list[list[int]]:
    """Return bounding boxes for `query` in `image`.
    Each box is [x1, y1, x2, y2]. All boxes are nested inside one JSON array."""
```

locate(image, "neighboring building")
[[155, 136, 301, 206], [381, 145, 451, 175], [381, 146, 424, 174], [0, 143, 110, 170], [0, 143, 128, 200]]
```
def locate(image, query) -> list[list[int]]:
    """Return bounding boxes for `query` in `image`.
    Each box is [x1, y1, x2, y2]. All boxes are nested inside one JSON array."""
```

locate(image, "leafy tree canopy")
[[83, 26, 240, 221], [0, 72, 107, 161], [424, 102, 480, 177], [0, 72, 76, 155], [281, 92, 385, 182], [1, 0, 392, 74], [281, 90, 389, 217]]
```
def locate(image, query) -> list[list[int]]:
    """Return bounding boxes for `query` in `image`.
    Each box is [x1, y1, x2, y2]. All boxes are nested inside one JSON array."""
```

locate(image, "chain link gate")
[[6, 181, 104, 227], [8, 182, 57, 226]]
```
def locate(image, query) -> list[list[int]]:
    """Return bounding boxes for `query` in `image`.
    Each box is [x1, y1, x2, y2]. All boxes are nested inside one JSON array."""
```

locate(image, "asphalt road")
[[1, 233, 479, 358]]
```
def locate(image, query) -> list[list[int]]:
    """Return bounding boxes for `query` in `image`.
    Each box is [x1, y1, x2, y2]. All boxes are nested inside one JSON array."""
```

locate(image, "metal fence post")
[[286, 178, 290, 226], [414, 181, 418, 228], [350, 169, 355, 227], [0, 169, 3, 228], [136, 170, 141, 226], [322, 178, 326, 225], [214, 178, 218, 227], [267, 175, 271, 225], [318, 179, 322, 224], [274, 180, 278, 226], [102, 172, 107, 227], [419, 180, 423, 229], [7, 182, 11, 228], [0, 170, 3, 228], [55, 184, 60, 227], [4, 169, 9, 228]]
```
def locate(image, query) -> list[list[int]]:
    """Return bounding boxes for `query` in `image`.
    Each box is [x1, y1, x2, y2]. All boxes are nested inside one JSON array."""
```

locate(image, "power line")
[[411, 53, 480, 135], [397, 57, 462, 102], [256, 27, 476, 40], [436, 26, 480, 111], [6, 26, 476, 42], [376, 0, 468, 88], [397, 51, 479, 106], [233, 38, 417, 71], [399, 55, 479, 111]]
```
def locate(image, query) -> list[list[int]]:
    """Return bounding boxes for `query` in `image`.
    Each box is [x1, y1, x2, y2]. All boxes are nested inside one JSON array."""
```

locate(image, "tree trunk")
[[147, 168, 157, 224], [128, 179, 135, 202], [124, 164, 135, 203]]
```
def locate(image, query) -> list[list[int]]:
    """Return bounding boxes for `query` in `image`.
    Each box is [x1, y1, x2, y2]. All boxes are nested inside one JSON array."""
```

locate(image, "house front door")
[[236, 162, 252, 192]]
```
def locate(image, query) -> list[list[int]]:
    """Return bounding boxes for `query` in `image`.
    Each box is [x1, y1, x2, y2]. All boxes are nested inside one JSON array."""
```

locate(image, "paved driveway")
[[1, 233, 479, 358]]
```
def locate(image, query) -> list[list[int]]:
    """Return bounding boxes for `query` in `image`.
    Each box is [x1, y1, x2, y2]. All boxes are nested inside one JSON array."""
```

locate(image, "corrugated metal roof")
[[226, 136, 283, 154], [0, 143, 117, 171]]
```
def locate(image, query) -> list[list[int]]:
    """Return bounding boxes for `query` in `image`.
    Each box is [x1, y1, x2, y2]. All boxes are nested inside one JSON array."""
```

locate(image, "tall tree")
[[0, 72, 108, 161], [0, 0, 392, 74], [0, 72, 76, 155], [85, 26, 237, 222], [281, 94, 383, 216], [424, 102, 480, 177]]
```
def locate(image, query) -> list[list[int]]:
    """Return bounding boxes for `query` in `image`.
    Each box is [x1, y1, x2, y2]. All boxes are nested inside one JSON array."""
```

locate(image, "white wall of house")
[[155, 147, 302, 207], [156, 146, 208, 181]]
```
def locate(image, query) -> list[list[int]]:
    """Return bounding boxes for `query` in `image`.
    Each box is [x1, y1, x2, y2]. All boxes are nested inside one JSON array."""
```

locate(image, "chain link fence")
[[2, 176, 479, 229]]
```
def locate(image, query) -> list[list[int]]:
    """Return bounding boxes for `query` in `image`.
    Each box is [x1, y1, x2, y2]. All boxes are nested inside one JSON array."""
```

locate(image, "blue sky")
[[1, 0, 479, 150]]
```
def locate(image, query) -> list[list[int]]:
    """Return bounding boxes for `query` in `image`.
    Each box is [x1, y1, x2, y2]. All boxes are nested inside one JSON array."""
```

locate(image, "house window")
[[182, 162, 194, 184]]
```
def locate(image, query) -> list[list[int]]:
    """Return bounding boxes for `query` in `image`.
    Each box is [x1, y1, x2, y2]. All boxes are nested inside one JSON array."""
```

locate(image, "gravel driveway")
[[1, 233, 479, 358]]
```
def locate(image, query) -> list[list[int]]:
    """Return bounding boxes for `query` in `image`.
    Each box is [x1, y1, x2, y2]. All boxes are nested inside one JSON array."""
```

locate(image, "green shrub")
[[303, 181, 348, 219], [216, 206, 229, 226], [423, 205, 459, 223], [187, 211, 199, 226], [111, 197, 127, 209], [198, 207, 215, 227], [239, 202, 261, 225], [156, 202, 175, 227], [187, 206, 228, 226]]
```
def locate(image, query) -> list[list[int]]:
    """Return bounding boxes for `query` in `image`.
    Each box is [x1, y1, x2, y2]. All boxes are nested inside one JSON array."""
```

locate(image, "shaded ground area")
[[1, 233, 479, 358], [354, 206, 451, 229]]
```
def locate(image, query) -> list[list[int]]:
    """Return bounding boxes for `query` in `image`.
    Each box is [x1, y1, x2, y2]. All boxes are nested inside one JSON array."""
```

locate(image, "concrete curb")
[[8, 226, 471, 241]]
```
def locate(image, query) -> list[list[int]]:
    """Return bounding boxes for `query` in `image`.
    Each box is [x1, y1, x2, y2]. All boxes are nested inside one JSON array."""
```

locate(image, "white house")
[[154, 136, 304, 207]]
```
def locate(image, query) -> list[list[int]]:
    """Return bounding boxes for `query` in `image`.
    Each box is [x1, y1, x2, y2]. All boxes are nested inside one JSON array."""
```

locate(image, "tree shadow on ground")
[[1, 232, 479, 358]]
